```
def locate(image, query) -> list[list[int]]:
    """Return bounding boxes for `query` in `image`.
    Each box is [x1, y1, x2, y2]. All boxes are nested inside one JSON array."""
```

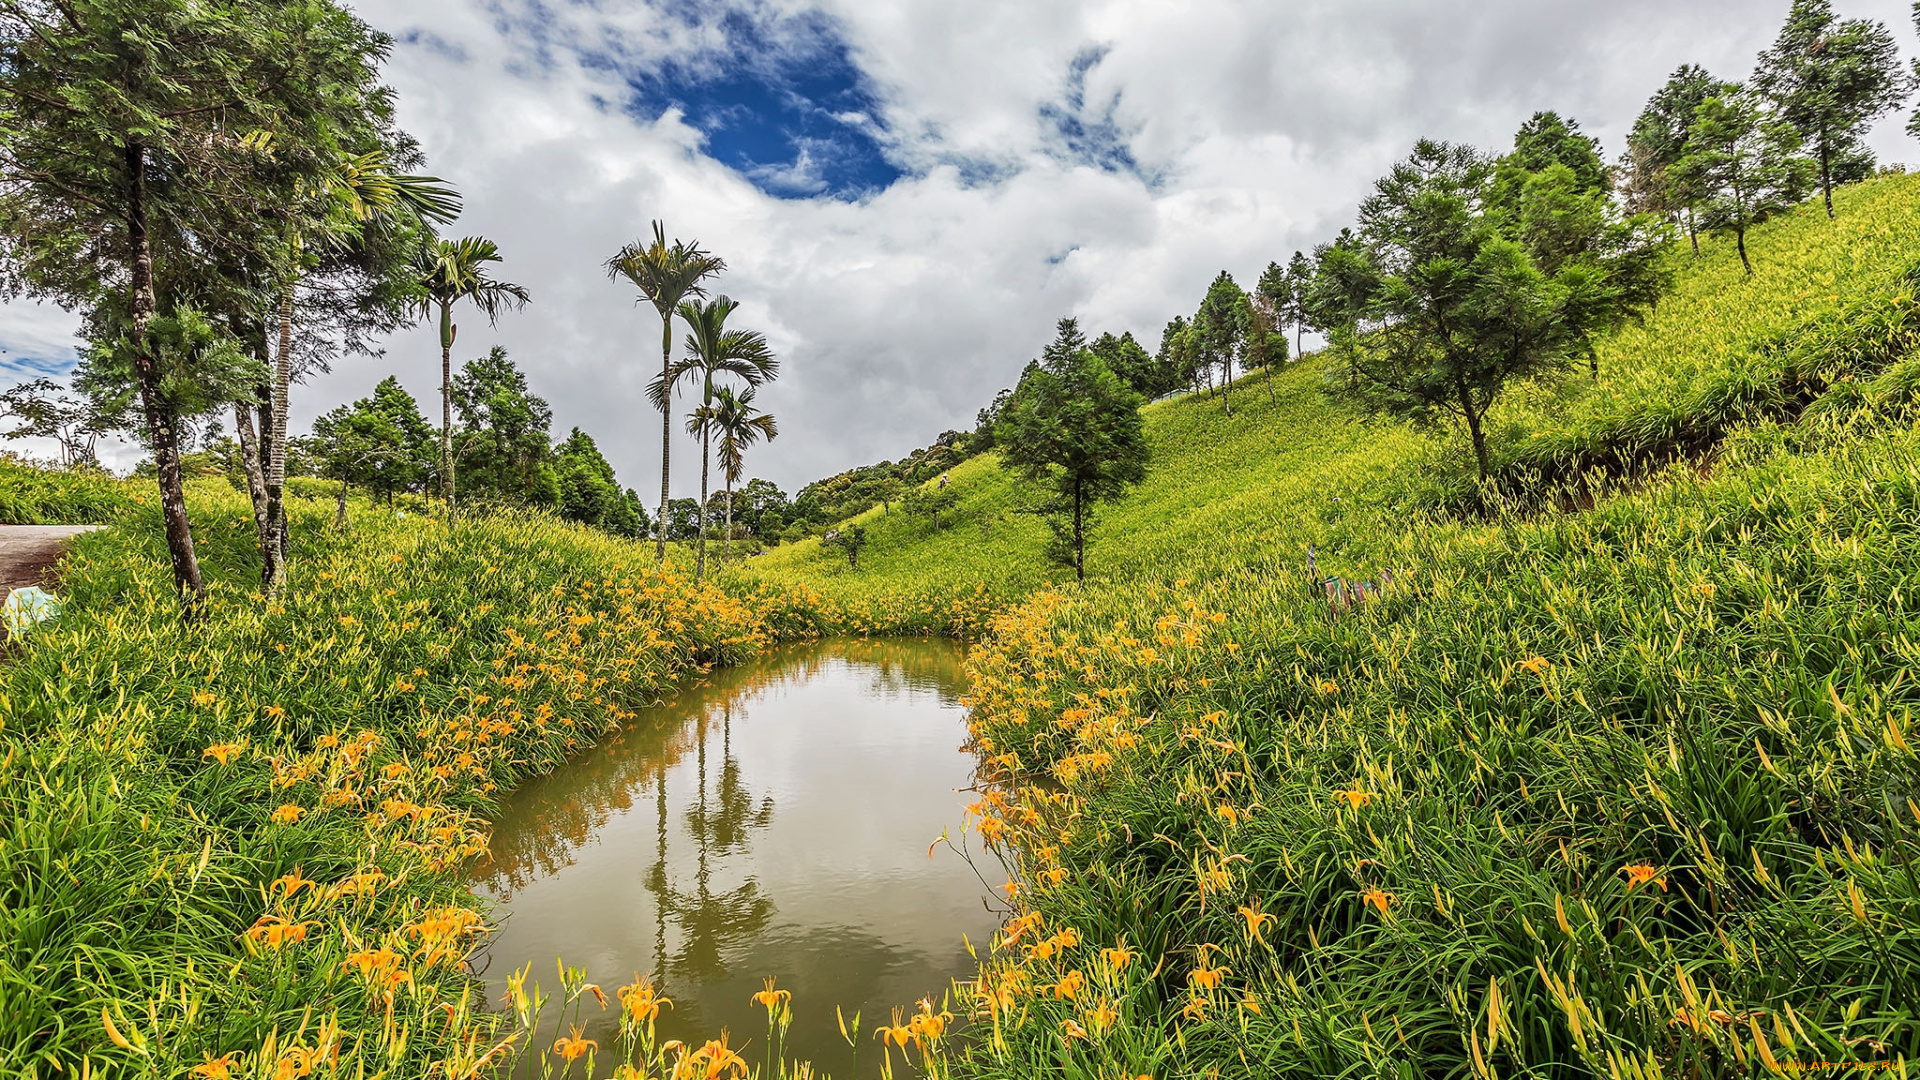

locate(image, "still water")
[[472, 639, 1003, 1076]]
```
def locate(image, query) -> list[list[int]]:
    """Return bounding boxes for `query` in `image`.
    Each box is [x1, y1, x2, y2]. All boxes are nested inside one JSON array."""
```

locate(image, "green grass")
[[0, 456, 135, 525], [0, 484, 775, 1077], [735, 173, 1920, 1077]]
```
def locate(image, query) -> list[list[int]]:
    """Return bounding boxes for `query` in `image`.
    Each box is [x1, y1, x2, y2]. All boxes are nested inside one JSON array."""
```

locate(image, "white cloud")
[[2, 0, 1915, 494]]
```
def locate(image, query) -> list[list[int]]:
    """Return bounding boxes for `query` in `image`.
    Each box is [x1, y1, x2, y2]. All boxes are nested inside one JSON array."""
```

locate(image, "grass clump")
[[0, 483, 773, 1077], [957, 422, 1920, 1076], [0, 456, 134, 525]]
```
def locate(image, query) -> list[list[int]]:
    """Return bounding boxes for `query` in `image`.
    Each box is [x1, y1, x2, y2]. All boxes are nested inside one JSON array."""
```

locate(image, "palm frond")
[[607, 220, 727, 318]]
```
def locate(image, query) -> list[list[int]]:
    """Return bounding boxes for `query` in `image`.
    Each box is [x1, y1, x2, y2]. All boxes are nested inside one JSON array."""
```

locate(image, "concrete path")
[[0, 525, 101, 601]]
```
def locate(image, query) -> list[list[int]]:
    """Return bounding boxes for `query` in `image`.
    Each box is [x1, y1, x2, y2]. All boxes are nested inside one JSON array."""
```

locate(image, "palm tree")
[[704, 386, 778, 560], [414, 237, 529, 505], [650, 296, 777, 584], [255, 151, 458, 592], [607, 223, 727, 562]]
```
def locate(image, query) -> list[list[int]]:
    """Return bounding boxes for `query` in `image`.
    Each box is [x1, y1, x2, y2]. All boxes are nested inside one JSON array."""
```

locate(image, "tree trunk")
[[1222, 356, 1233, 416], [262, 286, 292, 595], [125, 142, 205, 610], [1820, 126, 1834, 220], [1687, 206, 1700, 257], [1295, 318, 1303, 360], [233, 400, 270, 550], [439, 302, 456, 506], [335, 479, 349, 532], [1736, 225, 1752, 276], [1457, 377, 1491, 482], [695, 406, 711, 585], [724, 479, 733, 561], [656, 313, 672, 564]]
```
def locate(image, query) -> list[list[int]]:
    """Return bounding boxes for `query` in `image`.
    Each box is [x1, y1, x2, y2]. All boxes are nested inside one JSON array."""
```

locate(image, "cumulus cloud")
[[2, 0, 1915, 491]]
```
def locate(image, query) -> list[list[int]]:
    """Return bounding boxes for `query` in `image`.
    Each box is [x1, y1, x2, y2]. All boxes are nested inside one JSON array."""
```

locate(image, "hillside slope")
[[737, 172, 1920, 1077], [735, 172, 1920, 628]]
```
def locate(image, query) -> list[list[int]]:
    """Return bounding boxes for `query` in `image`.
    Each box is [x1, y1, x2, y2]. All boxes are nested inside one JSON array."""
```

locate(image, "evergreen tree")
[[1490, 111, 1608, 222], [1089, 331, 1167, 398], [1624, 65, 1723, 254], [312, 376, 433, 508], [995, 319, 1149, 581], [1305, 228, 1379, 381], [553, 427, 641, 535], [451, 346, 554, 504], [1753, 0, 1908, 219], [1335, 140, 1612, 481], [1194, 272, 1247, 414], [1675, 87, 1816, 274]]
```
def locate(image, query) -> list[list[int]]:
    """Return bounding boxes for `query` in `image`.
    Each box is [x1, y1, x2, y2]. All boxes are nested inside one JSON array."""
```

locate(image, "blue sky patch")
[[1040, 45, 1146, 180], [617, 7, 902, 200]]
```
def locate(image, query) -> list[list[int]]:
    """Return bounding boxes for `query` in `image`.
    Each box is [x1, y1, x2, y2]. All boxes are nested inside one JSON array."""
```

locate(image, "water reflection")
[[473, 639, 995, 1077]]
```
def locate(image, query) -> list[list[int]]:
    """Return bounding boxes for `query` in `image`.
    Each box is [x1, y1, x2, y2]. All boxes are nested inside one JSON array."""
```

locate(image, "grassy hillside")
[[738, 173, 1920, 1077], [737, 173, 1920, 623]]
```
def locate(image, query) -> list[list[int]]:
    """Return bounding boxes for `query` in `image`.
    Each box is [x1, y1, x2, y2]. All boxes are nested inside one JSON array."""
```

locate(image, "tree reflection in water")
[[470, 639, 991, 1077], [660, 702, 777, 981]]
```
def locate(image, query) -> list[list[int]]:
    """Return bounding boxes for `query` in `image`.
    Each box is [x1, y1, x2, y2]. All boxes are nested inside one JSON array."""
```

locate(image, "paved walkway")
[[0, 525, 101, 601]]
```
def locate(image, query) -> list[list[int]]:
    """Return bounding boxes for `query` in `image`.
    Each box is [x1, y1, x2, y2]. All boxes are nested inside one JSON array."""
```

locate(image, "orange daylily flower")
[[204, 743, 243, 766], [190, 1053, 241, 1080], [1623, 863, 1668, 891], [752, 976, 792, 1013], [1334, 788, 1372, 810], [244, 915, 316, 950], [1101, 943, 1136, 974], [1519, 656, 1552, 675], [1362, 888, 1394, 915], [1237, 901, 1275, 945], [270, 804, 305, 825], [1085, 997, 1120, 1035], [552, 1025, 597, 1063]]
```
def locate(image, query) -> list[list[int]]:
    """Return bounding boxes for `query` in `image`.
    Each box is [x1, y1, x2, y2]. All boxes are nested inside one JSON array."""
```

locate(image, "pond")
[[472, 638, 1004, 1076]]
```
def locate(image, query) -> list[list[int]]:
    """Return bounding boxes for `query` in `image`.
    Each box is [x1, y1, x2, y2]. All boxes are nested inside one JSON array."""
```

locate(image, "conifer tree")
[[996, 319, 1148, 581], [1675, 88, 1816, 274], [1753, 0, 1908, 219]]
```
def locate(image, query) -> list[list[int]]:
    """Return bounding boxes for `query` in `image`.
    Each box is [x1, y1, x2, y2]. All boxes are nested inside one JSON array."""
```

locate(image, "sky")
[[2, 0, 1917, 495]]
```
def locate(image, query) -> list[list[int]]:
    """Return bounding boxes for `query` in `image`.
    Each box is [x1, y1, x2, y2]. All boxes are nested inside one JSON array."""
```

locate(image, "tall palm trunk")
[[695, 410, 711, 584], [724, 479, 733, 561], [439, 301, 456, 506], [126, 141, 205, 609], [656, 313, 672, 563], [263, 286, 292, 594]]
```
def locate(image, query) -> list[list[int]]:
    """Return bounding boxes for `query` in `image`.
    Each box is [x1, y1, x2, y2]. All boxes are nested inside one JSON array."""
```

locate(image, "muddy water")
[[472, 639, 1003, 1076]]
